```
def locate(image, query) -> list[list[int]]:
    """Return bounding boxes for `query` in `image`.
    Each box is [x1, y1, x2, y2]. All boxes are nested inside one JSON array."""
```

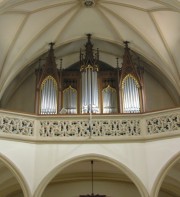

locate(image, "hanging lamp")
[[79, 160, 106, 197]]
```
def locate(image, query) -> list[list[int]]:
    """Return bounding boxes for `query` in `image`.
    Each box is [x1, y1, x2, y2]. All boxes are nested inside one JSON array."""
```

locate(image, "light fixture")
[[79, 160, 106, 197], [83, 0, 95, 7]]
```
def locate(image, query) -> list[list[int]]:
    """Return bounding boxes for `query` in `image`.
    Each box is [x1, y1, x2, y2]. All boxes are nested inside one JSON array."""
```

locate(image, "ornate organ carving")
[[35, 43, 61, 114], [80, 34, 99, 113], [120, 41, 144, 113]]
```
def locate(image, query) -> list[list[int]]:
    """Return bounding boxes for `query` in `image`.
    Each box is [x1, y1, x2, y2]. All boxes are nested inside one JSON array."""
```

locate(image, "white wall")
[[0, 137, 179, 197], [3, 73, 35, 113], [144, 72, 175, 111]]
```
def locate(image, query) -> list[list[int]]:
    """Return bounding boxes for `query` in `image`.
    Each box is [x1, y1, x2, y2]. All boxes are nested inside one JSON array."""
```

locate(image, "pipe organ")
[[35, 37, 144, 115]]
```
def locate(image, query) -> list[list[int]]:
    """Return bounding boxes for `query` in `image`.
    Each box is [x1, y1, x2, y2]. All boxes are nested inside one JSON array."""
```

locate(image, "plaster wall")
[[7, 192, 24, 197], [144, 72, 175, 111], [0, 137, 179, 197], [3, 73, 35, 113], [158, 191, 174, 197]]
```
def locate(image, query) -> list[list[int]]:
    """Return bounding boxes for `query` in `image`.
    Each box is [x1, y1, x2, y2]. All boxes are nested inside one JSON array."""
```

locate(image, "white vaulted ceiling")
[[0, 0, 180, 99]]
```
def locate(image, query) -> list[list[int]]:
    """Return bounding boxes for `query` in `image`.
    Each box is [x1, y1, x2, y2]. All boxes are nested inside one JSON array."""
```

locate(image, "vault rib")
[[0, 13, 29, 80], [0, 4, 79, 94], [99, 4, 176, 82], [99, 0, 147, 12], [0, 0, 77, 13], [149, 11, 180, 82], [96, 4, 124, 42], [30, 0, 78, 14], [151, 0, 180, 11], [54, 5, 81, 43]]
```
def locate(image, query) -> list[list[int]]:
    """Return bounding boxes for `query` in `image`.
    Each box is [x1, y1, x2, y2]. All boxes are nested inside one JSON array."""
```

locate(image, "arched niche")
[[151, 153, 180, 197], [0, 154, 30, 197], [34, 154, 148, 197]]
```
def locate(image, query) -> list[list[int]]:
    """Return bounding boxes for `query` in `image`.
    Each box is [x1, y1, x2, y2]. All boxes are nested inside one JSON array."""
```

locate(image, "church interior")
[[0, 0, 179, 197]]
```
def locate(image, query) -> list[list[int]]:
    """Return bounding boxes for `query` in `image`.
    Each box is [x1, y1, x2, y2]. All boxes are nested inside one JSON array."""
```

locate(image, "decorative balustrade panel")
[[147, 114, 180, 134], [0, 109, 180, 140], [91, 119, 141, 136], [39, 119, 141, 137], [40, 120, 90, 137], [0, 116, 34, 136]]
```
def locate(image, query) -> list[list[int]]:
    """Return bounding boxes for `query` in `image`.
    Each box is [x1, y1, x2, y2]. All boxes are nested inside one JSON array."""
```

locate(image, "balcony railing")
[[0, 108, 179, 142]]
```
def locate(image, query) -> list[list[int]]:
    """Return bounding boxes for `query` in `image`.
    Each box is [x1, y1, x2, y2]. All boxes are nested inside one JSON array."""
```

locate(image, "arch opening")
[[35, 154, 149, 197], [0, 153, 31, 197], [152, 153, 180, 197]]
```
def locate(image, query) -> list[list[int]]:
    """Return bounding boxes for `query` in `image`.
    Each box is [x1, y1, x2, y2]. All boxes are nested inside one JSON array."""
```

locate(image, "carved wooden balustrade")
[[0, 108, 179, 142]]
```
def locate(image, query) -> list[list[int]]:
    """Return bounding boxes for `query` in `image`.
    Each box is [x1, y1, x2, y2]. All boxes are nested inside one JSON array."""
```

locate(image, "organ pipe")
[[63, 86, 77, 114], [40, 76, 57, 114], [123, 75, 140, 113], [102, 85, 117, 113]]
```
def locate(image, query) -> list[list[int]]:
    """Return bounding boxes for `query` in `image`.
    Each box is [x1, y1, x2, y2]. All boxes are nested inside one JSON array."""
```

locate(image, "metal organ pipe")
[[134, 82, 138, 112], [44, 80, 47, 114], [50, 79, 52, 113], [127, 78, 131, 111], [81, 66, 99, 114], [125, 84, 128, 112], [41, 86, 44, 114], [92, 70, 94, 106], [126, 78, 130, 112], [46, 79, 49, 114], [123, 76, 140, 113], [132, 78, 136, 111], [44, 81, 47, 114], [129, 77, 132, 111], [130, 77, 134, 111], [40, 77, 57, 114], [51, 80, 54, 114], [88, 68, 91, 111], [47, 79, 50, 113], [48, 79, 51, 113]]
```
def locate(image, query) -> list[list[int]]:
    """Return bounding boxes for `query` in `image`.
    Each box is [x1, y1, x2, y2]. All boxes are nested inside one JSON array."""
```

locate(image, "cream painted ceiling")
[[0, 0, 180, 99]]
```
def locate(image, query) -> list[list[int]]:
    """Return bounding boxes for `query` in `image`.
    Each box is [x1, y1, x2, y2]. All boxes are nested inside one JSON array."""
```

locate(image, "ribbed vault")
[[0, 0, 179, 100]]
